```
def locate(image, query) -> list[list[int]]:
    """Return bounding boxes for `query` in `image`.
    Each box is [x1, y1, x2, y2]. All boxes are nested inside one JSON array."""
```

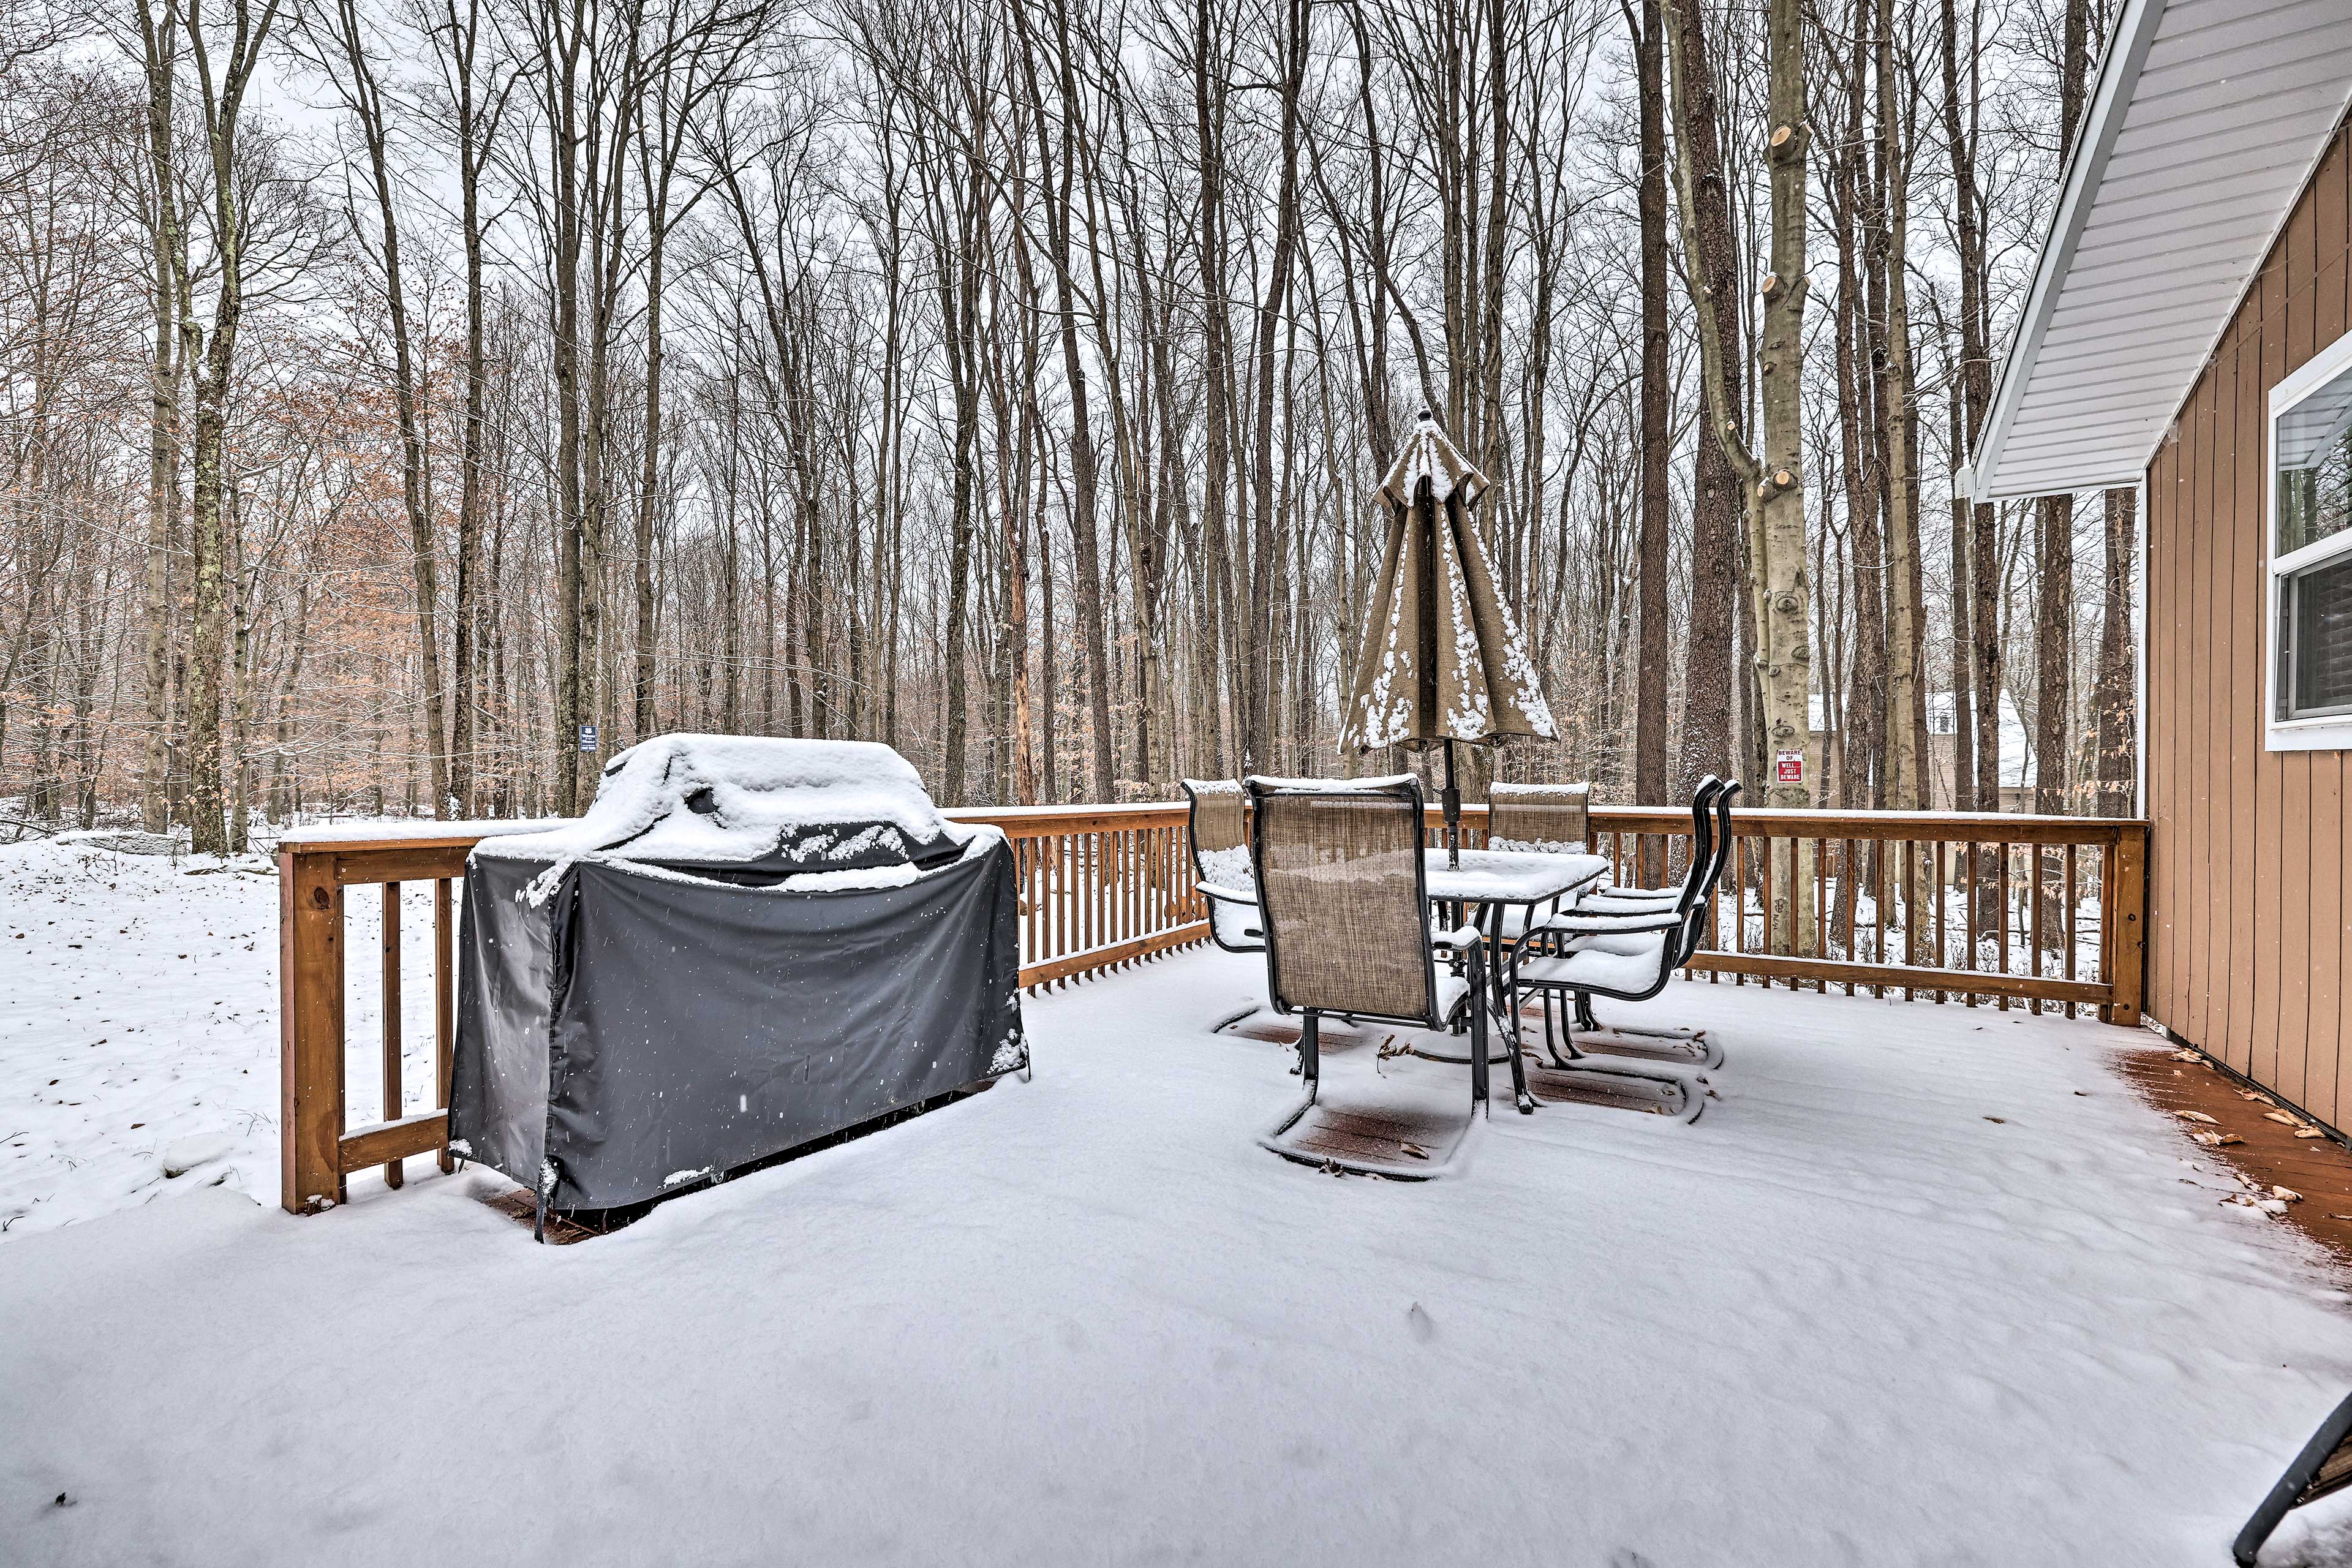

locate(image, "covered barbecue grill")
[[449, 735, 1025, 1226]]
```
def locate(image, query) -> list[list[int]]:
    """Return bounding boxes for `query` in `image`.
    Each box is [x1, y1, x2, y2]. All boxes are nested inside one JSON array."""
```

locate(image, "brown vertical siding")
[[2146, 117, 2352, 1132]]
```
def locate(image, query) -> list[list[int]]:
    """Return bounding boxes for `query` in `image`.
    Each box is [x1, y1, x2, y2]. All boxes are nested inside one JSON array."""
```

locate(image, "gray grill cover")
[[450, 840, 1025, 1212]]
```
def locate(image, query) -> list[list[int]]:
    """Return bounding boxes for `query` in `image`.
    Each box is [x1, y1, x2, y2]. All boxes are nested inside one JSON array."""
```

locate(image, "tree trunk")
[[1834, 10, 1885, 814], [135, 0, 183, 835], [440, 0, 495, 818], [1633, 0, 1670, 834], [2034, 493, 2074, 814], [1191, 0, 1236, 777], [1665, 0, 1812, 946], [1672, 0, 1738, 800], [1023, 0, 1115, 798], [181, 0, 279, 854], [327, 0, 449, 815], [2093, 486, 2137, 816], [1241, 0, 1307, 776], [1947, 382, 1976, 810], [1756, 0, 1814, 938], [1878, 0, 1925, 820]]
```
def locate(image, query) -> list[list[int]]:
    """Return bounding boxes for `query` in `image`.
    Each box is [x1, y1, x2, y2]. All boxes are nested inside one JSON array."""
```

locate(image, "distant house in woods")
[[1806, 693, 2033, 812], [1964, 0, 2352, 1137]]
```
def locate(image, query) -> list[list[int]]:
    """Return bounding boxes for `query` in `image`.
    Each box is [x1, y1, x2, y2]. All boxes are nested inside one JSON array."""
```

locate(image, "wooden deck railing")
[[277, 799, 2144, 1215], [1446, 804, 2146, 1024]]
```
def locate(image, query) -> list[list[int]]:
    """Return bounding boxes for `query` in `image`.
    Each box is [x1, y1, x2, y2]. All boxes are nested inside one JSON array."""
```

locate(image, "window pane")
[[2275, 372, 2352, 556], [2287, 551, 2352, 720]]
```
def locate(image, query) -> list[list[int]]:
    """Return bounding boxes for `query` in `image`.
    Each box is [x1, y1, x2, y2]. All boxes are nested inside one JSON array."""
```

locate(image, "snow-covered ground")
[[4, 836, 2352, 1564], [0, 833, 448, 1236]]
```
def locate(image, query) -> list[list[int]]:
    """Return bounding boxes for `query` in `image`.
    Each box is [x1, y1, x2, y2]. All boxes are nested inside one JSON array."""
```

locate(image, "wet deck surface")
[[2120, 1046, 2352, 1268], [1274, 1103, 1466, 1169], [1523, 1063, 1696, 1117]]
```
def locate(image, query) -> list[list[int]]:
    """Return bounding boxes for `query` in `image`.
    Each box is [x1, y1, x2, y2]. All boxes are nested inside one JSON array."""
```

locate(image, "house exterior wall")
[[2146, 118, 2352, 1133]]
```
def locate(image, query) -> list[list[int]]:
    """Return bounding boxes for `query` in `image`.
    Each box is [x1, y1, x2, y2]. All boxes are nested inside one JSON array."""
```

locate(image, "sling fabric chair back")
[[1581, 777, 1723, 908], [1652, 793, 1721, 963], [1245, 775, 1439, 1027], [1182, 778, 1262, 952], [1701, 781, 1743, 908], [1487, 782, 1593, 853], [1675, 776, 1727, 898]]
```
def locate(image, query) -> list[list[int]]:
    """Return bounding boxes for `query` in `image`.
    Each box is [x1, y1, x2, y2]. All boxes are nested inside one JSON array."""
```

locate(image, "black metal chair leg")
[[1468, 952, 1491, 1113], [1506, 1001, 1534, 1114], [1300, 1012, 1321, 1104]]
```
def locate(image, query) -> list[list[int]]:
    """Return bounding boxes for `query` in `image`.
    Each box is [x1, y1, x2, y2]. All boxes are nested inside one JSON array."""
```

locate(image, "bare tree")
[[1630, 0, 1669, 832], [181, 0, 284, 853]]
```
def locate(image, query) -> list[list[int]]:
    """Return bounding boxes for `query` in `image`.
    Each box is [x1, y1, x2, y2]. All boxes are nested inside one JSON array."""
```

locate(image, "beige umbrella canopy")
[[1342, 411, 1556, 862]]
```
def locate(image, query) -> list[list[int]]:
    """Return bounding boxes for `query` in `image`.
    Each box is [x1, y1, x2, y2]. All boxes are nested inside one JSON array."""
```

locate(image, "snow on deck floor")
[[5, 886, 2352, 1563]]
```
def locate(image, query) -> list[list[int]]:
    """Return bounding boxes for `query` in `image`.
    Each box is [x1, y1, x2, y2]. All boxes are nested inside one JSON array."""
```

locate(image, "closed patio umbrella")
[[1341, 411, 1556, 867]]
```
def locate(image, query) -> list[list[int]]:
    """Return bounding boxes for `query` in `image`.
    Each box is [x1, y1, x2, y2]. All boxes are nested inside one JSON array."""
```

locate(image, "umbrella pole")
[[1442, 739, 1462, 870]]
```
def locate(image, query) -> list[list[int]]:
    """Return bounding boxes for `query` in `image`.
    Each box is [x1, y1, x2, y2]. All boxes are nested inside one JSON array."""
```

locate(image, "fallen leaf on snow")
[[2273, 1187, 2304, 1203], [2176, 1110, 2218, 1125]]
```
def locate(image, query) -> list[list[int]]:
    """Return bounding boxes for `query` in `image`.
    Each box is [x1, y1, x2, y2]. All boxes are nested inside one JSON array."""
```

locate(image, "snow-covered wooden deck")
[[6, 941, 2352, 1564]]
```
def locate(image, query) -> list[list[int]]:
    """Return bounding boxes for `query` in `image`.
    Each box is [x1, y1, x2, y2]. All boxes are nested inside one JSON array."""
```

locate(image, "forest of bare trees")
[[0, 0, 2133, 845]]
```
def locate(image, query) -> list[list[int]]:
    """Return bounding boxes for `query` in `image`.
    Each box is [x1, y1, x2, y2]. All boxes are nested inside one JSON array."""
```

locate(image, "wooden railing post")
[[2105, 824, 2148, 1027], [279, 846, 347, 1214], [435, 878, 456, 1174], [380, 884, 403, 1189]]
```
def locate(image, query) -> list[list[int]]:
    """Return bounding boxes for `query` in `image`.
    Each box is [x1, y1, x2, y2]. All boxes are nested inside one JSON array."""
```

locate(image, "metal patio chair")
[[2235, 1387, 2352, 1566], [1486, 780, 1594, 854], [1182, 778, 1263, 954], [1581, 777, 1730, 913], [1244, 774, 1531, 1178], [1483, 780, 1597, 948], [1503, 784, 1730, 1113], [1517, 780, 1740, 1076]]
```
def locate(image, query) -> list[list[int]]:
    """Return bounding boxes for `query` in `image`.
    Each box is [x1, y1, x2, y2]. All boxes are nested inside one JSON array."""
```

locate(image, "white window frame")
[[2264, 330, 2352, 752]]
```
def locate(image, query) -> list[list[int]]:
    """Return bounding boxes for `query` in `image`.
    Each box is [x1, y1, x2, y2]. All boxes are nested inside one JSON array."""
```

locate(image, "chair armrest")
[[1581, 888, 1678, 907], [1197, 882, 1256, 907], [1430, 925, 1483, 953], [1536, 910, 1681, 936]]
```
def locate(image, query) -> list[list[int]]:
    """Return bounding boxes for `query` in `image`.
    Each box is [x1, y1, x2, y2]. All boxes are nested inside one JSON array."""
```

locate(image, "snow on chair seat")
[[1182, 778, 1264, 957]]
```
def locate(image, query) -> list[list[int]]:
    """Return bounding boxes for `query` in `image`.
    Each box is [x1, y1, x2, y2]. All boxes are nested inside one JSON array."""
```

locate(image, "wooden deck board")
[[1273, 1104, 1464, 1169], [2118, 1047, 2352, 1272], [1522, 1064, 1692, 1117]]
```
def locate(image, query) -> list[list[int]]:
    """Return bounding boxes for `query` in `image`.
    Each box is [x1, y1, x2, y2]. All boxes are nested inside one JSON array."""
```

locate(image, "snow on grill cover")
[[450, 736, 1026, 1213]]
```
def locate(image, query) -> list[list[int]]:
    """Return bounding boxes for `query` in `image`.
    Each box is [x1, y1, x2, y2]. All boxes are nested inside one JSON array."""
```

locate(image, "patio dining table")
[[1422, 847, 1611, 1037]]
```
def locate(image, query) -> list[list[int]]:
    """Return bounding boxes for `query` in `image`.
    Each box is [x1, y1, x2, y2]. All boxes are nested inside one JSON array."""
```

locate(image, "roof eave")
[[1968, 0, 2168, 505]]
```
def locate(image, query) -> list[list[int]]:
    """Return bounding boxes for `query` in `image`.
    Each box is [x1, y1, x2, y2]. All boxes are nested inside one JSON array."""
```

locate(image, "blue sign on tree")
[[579, 724, 598, 753]]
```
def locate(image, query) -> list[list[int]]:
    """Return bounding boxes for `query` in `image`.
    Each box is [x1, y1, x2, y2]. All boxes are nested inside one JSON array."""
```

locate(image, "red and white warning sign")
[[1775, 749, 1804, 784]]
